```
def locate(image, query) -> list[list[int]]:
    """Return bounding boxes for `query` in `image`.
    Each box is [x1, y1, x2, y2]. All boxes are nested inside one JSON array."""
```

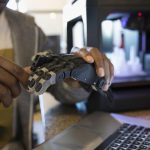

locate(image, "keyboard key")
[[143, 141, 150, 145], [139, 145, 148, 149], [114, 140, 122, 144], [124, 140, 132, 145], [129, 145, 138, 149], [134, 130, 141, 134], [133, 141, 141, 145], [110, 143, 119, 148], [127, 137, 136, 141], [136, 126, 144, 131], [119, 136, 127, 141], [127, 125, 137, 131], [119, 147, 128, 150], [136, 137, 145, 142], [107, 147, 116, 150], [120, 144, 129, 148], [123, 133, 130, 137]]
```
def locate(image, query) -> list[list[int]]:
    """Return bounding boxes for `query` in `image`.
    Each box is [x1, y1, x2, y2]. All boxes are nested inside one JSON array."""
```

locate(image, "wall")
[[7, 0, 68, 36]]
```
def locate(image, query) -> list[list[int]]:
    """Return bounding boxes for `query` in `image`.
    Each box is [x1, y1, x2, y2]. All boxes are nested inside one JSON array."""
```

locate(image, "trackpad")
[[50, 112, 122, 150]]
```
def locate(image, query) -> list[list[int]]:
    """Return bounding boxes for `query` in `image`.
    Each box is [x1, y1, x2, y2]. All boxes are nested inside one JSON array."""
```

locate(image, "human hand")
[[0, 56, 29, 107], [71, 47, 114, 91]]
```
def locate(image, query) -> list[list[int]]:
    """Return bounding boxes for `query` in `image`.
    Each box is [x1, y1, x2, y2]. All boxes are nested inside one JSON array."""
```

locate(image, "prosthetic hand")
[[26, 52, 106, 95]]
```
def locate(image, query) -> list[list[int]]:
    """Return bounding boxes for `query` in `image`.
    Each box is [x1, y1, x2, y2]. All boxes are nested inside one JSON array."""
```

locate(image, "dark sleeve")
[[86, 89, 114, 113]]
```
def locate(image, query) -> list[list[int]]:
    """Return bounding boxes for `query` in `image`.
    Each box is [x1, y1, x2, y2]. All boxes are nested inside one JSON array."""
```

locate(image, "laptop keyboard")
[[96, 123, 150, 150]]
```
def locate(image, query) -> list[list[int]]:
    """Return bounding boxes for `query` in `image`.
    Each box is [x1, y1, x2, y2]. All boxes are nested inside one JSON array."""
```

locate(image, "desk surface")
[[38, 93, 150, 143], [43, 98, 86, 140], [34, 105, 150, 150], [44, 109, 150, 139]]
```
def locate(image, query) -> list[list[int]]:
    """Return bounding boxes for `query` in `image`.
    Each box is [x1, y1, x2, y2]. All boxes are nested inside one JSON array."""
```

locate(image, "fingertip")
[[102, 85, 109, 91], [85, 55, 94, 63], [97, 68, 105, 77], [24, 66, 32, 74]]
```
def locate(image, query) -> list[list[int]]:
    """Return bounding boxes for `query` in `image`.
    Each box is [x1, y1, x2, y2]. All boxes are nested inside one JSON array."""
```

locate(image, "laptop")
[[34, 112, 150, 150]]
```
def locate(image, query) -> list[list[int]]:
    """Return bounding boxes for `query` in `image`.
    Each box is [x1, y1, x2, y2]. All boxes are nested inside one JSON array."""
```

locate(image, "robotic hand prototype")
[[26, 51, 106, 95]]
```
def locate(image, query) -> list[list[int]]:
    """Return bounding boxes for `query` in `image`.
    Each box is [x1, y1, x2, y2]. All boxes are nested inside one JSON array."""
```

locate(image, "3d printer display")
[[102, 12, 150, 77], [64, 0, 150, 78]]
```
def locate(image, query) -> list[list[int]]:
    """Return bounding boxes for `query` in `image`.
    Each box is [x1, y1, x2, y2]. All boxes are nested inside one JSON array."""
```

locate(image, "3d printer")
[[63, 0, 150, 111]]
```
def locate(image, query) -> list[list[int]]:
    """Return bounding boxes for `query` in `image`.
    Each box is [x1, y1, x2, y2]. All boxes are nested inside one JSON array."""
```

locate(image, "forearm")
[[48, 81, 91, 104]]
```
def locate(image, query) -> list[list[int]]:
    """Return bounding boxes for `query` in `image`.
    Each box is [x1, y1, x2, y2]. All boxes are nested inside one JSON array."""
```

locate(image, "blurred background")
[[7, 0, 68, 52]]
